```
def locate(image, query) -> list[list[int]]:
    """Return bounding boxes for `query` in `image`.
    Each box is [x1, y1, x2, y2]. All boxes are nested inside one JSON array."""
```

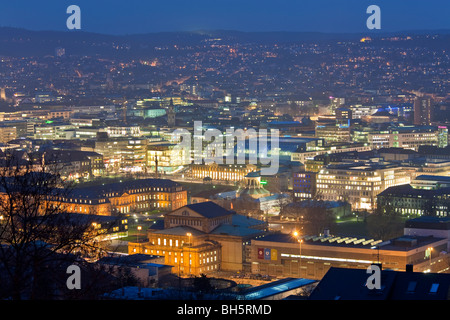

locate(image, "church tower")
[[167, 98, 176, 127]]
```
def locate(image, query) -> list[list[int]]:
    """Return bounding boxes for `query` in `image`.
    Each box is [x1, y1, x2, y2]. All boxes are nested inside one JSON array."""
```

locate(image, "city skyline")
[[0, 0, 449, 304]]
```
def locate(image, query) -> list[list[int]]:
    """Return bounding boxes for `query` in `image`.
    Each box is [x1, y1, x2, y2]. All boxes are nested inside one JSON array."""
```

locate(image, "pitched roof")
[[70, 178, 183, 199], [183, 201, 233, 219], [309, 267, 450, 300], [405, 216, 450, 230], [378, 184, 450, 198]]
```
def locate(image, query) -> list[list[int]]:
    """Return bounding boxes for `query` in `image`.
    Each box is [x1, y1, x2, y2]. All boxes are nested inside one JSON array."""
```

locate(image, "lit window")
[[430, 283, 439, 294]]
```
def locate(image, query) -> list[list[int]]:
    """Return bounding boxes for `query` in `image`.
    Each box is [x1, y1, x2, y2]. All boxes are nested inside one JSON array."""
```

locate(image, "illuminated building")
[[348, 104, 379, 119], [438, 126, 449, 148], [237, 171, 271, 200], [293, 171, 317, 200], [404, 216, 450, 251], [328, 97, 345, 116], [35, 92, 56, 104], [42, 149, 105, 179], [128, 201, 267, 275], [315, 123, 351, 143], [129, 106, 166, 119], [316, 161, 411, 211], [136, 97, 185, 108], [70, 118, 102, 127], [251, 232, 449, 280], [291, 143, 371, 165], [411, 175, 450, 190], [94, 137, 148, 172], [147, 142, 189, 173], [106, 126, 141, 138], [335, 107, 352, 120], [189, 162, 257, 182], [377, 183, 450, 217], [0, 125, 17, 144], [414, 96, 433, 126], [367, 125, 443, 151], [212, 172, 290, 216], [68, 213, 128, 241], [53, 178, 187, 216], [96, 254, 172, 287], [33, 122, 75, 140]]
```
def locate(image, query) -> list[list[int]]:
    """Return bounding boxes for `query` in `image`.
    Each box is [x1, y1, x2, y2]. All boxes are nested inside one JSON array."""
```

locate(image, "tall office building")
[[414, 96, 433, 125]]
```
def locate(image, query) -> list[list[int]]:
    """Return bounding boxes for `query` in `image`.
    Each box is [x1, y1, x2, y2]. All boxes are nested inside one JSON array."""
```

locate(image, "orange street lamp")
[[292, 230, 303, 277], [136, 225, 142, 252]]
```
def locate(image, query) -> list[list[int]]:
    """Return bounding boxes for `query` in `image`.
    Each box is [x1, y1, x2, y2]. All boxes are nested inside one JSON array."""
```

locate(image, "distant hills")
[[0, 27, 449, 57]]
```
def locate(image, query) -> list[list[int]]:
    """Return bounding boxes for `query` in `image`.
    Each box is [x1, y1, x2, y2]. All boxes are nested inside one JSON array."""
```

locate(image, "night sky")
[[0, 0, 449, 34]]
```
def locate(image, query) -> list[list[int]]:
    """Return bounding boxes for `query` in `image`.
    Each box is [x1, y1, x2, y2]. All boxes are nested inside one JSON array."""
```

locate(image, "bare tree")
[[368, 194, 404, 240], [0, 151, 116, 299], [281, 202, 336, 235]]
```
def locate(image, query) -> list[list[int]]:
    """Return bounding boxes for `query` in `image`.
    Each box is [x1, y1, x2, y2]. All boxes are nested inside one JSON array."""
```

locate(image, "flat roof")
[[254, 233, 446, 251], [240, 277, 317, 300], [405, 216, 450, 230], [152, 226, 205, 237], [414, 175, 450, 182], [210, 224, 264, 237]]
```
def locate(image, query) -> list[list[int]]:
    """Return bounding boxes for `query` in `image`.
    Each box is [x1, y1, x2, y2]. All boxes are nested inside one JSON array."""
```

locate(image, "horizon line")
[[1, 26, 450, 37]]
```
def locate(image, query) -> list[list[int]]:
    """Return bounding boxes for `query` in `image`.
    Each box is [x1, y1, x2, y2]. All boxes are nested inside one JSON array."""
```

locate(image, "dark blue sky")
[[0, 0, 449, 34]]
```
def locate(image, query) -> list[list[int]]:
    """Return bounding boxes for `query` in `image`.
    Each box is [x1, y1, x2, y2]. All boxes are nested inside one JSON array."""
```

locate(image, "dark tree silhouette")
[[0, 151, 118, 299]]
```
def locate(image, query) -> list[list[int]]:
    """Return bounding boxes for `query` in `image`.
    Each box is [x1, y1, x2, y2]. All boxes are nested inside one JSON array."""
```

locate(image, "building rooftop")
[[239, 277, 317, 300], [284, 200, 348, 209], [309, 267, 450, 300], [379, 184, 450, 197], [414, 175, 450, 183], [152, 226, 206, 237], [183, 201, 234, 219], [255, 233, 445, 252], [97, 253, 163, 267], [405, 216, 450, 230], [325, 161, 399, 171], [210, 223, 265, 237], [230, 213, 267, 228], [70, 178, 183, 199]]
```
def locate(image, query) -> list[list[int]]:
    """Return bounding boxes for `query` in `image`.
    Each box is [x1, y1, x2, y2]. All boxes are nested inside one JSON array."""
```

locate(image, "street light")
[[292, 231, 303, 277], [137, 225, 142, 253]]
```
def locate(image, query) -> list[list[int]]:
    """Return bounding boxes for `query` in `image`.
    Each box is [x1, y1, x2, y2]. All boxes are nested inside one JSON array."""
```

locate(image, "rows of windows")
[[170, 218, 202, 226], [294, 193, 312, 198]]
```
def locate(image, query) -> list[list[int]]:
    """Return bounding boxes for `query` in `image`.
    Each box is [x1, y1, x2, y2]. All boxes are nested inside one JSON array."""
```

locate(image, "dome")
[[245, 171, 261, 178]]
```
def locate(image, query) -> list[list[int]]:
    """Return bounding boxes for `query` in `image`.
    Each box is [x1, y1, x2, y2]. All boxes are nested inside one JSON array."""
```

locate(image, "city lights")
[[0, 0, 448, 305]]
